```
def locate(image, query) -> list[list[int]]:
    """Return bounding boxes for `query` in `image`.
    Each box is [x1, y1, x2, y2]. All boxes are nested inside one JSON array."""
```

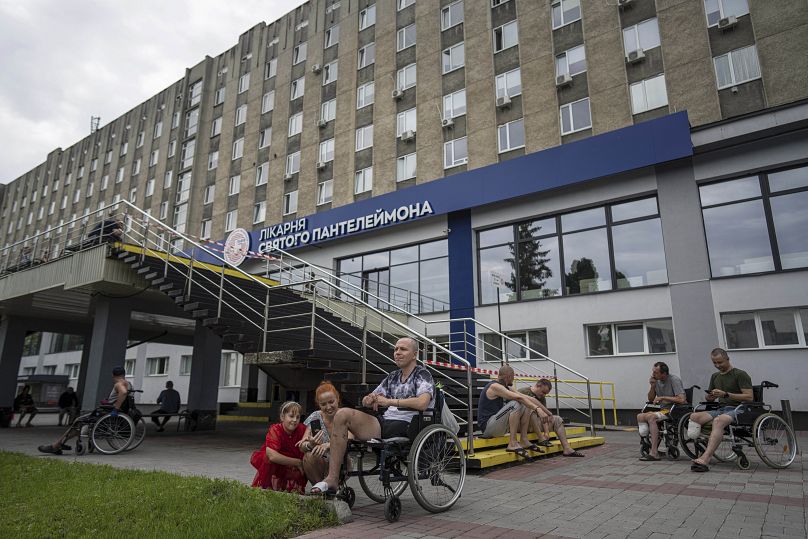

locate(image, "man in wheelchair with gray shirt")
[[636, 361, 686, 461]]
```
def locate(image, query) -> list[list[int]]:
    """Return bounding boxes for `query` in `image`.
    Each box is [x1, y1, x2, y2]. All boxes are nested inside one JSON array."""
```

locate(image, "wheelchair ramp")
[[465, 428, 606, 469]]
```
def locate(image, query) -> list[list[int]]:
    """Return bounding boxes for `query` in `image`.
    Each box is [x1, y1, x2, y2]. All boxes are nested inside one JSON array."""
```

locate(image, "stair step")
[[158, 283, 175, 292], [460, 427, 587, 451], [466, 436, 605, 469]]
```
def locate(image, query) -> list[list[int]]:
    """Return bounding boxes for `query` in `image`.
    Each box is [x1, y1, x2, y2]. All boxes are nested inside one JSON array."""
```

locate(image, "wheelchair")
[[70, 390, 146, 456], [334, 388, 467, 522], [639, 385, 699, 460], [676, 381, 797, 470]]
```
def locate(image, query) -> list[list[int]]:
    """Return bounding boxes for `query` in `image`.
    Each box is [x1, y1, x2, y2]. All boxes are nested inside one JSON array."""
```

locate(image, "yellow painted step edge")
[[468, 437, 605, 468], [461, 427, 587, 450], [217, 415, 269, 423]]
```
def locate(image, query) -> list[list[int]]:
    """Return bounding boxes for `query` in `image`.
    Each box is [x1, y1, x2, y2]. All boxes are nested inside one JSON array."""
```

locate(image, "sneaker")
[[60, 444, 72, 451], [38, 445, 63, 455]]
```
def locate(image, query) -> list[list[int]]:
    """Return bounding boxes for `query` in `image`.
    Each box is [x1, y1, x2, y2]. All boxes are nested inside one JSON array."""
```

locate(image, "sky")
[[0, 0, 307, 184]]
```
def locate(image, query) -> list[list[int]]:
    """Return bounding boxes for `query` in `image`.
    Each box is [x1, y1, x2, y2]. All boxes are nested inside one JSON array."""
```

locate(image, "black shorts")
[[379, 418, 412, 439]]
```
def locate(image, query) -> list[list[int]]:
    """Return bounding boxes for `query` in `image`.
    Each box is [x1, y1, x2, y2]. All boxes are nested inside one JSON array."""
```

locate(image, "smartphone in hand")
[[310, 419, 322, 435]]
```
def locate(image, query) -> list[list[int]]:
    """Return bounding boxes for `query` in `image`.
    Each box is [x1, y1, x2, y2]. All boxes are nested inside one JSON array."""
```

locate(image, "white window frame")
[[704, 0, 750, 27], [355, 125, 374, 151], [630, 74, 669, 114], [444, 137, 468, 168], [713, 45, 761, 90], [321, 99, 337, 122], [443, 88, 467, 119], [317, 179, 334, 205], [238, 72, 250, 94], [497, 118, 525, 153], [235, 104, 248, 126], [493, 20, 519, 53], [293, 42, 308, 65], [397, 63, 417, 90], [232, 137, 245, 160], [146, 356, 169, 376], [357, 81, 375, 109], [253, 201, 266, 224], [495, 67, 522, 98], [398, 0, 415, 10], [264, 58, 277, 79], [556, 44, 587, 77], [357, 42, 376, 69], [551, 0, 581, 30], [286, 151, 301, 176], [211, 117, 222, 137], [203, 184, 215, 204], [560, 97, 591, 135], [225, 209, 238, 232], [396, 153, 417, 182], [319, 138, 335, 163], [325, 24, 340, 48], [288, 112, 303, 137], [259, 128, 272, 149], [180, 355, 193, 376], [149, 149, 159, 167], [586, 320, 677, 357], [441, 0, 464, 30], [145, 179, 154, 197], [396, 108, 417, 137], [200, 219, 212, 240], [442, 42, 465, 74], [722, 309, 808, 350], [262, 90, 275, 113], [359, 4, 376, 30], [355, 167, 373, 194], [283, 190, 299, 215], [323, 60, 339, 85], [228, 174, 241, 196], [291, 76, 305, 100], [214, 86, 226, 105], [397, 24, 416, 51], [623, 18, 661, 55]]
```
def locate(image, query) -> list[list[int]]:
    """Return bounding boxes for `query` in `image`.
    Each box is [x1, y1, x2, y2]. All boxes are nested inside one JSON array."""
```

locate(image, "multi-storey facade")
[[2, 0, 807, 415]]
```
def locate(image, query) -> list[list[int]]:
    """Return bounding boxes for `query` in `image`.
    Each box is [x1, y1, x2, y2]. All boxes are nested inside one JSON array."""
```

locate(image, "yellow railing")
[[512, 376, 618, 427]]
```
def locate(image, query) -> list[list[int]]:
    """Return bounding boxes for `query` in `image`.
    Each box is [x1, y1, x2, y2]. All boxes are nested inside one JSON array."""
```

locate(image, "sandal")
[[562, 450, 585, 457], [524, 443, 542, 452], [639, 455, 661, 461], [690, 462, 709, 473], [505, 447, 531, 459], [310, 481, 337, 495], [537, 439, 553, 447]]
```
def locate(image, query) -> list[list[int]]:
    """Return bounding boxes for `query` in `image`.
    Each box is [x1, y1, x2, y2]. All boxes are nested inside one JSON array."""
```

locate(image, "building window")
[[723, 308, 808, 350], [325, 24, 340, 48], [189, 80, 203, 105], [551, 0, 581, 29], [232, 138, 244, 160], [146, 356, 169, 376], [560, 97, 591, 134], [714, 45, 761, 89], [259, 128, 272, 149], [207, 151, 219, 170], [355, 167, 373, 194], [397, 24, 416, 51], [136, 131, 145, 148], [396, 108, 417, 137], [204, 184, 215, 204], [293, 42, 308, 65], [168, 139, 176, 157], [397, 153, 417, 182], [498, 118, 525, 153], [132, 158, 141, 175], [359, 4, 376, 30], [225, 210, 238, 232], [704, 0, 749, 27], [495, 68, 522, 98], [587, 320, 676, 356], [173, 202, 188, 232], [164, 170, 173, 188], [200, 219, 212, 240], [321, 99, 337, 122], [319, 138, 335, 163], [235, 104, 247, 126], [442, 42, 465, 74], [210, 117, 222, 138], [255, 162, 269, 186], [221, 352, 240, 387], [444, 137, 468, 168], [477, 196, 667, 304], [159, 201, 168, 220], [357, 82, 375, 109], [228, 175, 241, 196], [399, 0, 415, 8], [180, 139, 196, 169], [185, 109, 199, 138], [238, 73, 250, 94], [479, 329, 548, 363], [262, 90, 275, 113], [265, 58, 277, 79], [177, 172, 192, 203], [283, 190, 299, 215], [180, 355, 192, 376], [291, 77, 305, 100], [323, 60, 339, 85], [441, 0, 464, 30], [555, 44, 586, 77], [700, 165, 808, 276], [286, 151, 301, 176], [397, 63, 417, 90], [145, 178, 155, 197], [357, 43, 376, 69], [493, 21, 518, 53], [630, 74, 668, 114], [253, 201, 266, 224], [65, 364, 80, 379], [355, 125, 373, 151], [337, 238, 450, 313], [443, 89, 467, 119], [288, 112, 303, 137], [214, 86, 226, 105], [317, 179, 334, 205], [623, 18, 661, 56]]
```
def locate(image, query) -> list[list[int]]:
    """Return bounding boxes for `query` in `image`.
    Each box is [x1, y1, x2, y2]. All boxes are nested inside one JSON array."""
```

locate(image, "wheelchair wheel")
[[384, 496, 402, 523], [91, 413, 135, 455], [639, 437, 651, 458], [713, 438, 738, 463], [753, 413, 796, 469], [338, 486, 356, 509], [357, 450, 408, 503], [75, 440, 87, 456], [737, 454, 750, 470], [666, 445, 679, 460], [124, 418, 146, 451], [408, 424, 466, 514], [677, 413, 705, 460]]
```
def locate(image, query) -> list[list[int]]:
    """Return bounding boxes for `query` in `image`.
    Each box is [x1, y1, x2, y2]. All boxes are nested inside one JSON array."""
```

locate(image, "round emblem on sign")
[[223, 228, 251, 267]]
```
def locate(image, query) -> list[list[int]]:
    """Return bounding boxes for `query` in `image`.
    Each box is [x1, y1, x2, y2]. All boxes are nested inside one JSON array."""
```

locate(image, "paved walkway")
[[2, 415, 805, 539]]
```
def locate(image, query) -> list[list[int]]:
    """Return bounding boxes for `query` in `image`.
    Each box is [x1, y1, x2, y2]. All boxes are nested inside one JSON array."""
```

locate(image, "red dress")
[[251, 422, 307, 493]]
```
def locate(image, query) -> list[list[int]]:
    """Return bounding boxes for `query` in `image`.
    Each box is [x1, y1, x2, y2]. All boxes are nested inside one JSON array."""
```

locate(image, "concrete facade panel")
[[757, 25, 808, 107]]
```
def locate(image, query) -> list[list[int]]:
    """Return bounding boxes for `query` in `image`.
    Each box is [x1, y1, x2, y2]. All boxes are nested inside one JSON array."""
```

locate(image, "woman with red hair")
[[297, 381, 348, 487], [251, 401, 307, 493]]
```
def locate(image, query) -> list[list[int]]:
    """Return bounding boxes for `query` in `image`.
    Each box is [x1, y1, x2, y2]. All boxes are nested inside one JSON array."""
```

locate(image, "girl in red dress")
[[251, 401, 307, 493]]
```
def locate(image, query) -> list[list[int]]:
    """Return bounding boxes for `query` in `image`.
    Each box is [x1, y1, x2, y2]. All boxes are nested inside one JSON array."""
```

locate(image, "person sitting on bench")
[[152, 381, 181, 432], [310, 337, 434, 495], [519, 379, 584, 457], [87, 215, 123, 244]]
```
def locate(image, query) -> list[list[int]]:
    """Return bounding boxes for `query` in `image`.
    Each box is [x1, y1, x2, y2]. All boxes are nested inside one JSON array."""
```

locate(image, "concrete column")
[[241, 364, 259, 402], [81, 296, 131, 410], [187, 320, 222, 430], [447, 210, 477, 365], [0, 317, 28, 414], [657, 160, 720, 388], [75, 332, 93, 409]]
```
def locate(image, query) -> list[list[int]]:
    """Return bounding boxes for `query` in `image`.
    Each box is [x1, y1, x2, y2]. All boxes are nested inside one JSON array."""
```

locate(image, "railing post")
[[217, 263, 225, 318], [164, 232, 172, 278], [361, 315, 368, 385], [141, 218, 150, 262], [185, 248, 195, 300], [309, 287, 317, 349], [586, 380, 595, 437], [553, 364, 560, 416], [262, 288, 270, 353], [466, 368, 475, 457], [31, 236, 39, 265], [600, 382, 606, 428]]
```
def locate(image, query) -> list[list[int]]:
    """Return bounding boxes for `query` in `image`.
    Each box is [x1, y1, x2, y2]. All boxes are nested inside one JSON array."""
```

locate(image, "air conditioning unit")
[[718, 15, 738, 30], [556, 73, 572, 87], [617, 0, 633, 8], [316, 161, 327, 170], [441, 118, 454, 129], [400, 130, 416, 142], [284, 173, 294, 181], [496, 95, 512, 109], [392, 88, 404, 100], [626, 48, 646, 64], [311, 63, 322, 74], [317, 118, 328, 128]]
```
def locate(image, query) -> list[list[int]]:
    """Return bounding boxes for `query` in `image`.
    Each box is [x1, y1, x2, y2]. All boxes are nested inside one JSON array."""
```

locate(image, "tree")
[[565, 256, 599, 294], [504, 222, 554, 298]]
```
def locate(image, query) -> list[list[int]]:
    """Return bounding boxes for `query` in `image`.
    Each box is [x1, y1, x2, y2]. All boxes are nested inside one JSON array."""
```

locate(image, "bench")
[[146, 410, 194, 431]]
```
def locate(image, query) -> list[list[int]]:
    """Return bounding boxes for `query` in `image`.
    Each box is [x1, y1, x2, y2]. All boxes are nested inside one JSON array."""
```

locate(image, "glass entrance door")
[[362, 268, 389, 309]]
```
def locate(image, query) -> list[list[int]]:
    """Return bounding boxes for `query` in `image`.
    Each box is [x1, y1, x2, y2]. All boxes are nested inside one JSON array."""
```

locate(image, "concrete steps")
[[464, 427, 605, 469]]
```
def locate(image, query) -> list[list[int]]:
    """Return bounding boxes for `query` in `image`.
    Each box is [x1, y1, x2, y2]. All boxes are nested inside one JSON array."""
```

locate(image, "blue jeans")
[[706, 406, 739, 422]]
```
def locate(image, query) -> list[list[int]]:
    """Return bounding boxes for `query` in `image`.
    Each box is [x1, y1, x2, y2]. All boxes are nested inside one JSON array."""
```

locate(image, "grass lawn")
[[0, 450, 337, 538]]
